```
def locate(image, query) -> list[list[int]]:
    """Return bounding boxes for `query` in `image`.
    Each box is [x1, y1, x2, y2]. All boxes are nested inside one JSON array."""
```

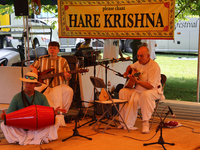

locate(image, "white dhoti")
[[119, 88, 162, 128], [38, 84, 73, 113], [1, 116, 61, 145]]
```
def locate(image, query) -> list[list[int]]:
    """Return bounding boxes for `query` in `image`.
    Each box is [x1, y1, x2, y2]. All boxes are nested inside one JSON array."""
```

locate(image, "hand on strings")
[[0, 110, 6, 120], [64, 72, 71, 81], [123, 65, 132, 77], [128, 74, 138, 83], [55, 106, 67, 115], [123, 71, 129, 77]]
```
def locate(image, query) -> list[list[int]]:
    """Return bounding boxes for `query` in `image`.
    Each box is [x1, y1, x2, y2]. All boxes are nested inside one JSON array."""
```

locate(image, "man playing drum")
[[0, 72, 66, 145]]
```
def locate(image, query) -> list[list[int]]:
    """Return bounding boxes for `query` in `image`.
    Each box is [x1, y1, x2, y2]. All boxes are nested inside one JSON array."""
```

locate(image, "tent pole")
[[197, 17, 200, 102], [25, 16, 30, 66], [23, 16, 27, 64]]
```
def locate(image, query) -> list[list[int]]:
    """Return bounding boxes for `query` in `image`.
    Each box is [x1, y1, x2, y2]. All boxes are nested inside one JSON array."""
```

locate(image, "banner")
[[58, 0, 175, 39]]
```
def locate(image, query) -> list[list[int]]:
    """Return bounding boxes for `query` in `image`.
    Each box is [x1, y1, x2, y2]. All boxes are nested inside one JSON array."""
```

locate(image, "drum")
[[4, 105, 55, 130]]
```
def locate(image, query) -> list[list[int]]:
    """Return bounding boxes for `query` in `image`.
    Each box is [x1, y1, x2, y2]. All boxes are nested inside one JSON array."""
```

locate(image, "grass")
[[155, 54, 198, 102], [122, 52, 199, 102]]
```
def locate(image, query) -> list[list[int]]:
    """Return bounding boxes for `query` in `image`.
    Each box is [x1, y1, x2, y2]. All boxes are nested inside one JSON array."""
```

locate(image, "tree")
[[0, 4, 14, 15], [175, 0, 200, 22], [0, 3, 58, 29]]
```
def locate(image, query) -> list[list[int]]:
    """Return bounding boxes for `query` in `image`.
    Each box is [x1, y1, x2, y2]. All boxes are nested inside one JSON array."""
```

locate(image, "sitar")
[[38, 68, 89, 83]]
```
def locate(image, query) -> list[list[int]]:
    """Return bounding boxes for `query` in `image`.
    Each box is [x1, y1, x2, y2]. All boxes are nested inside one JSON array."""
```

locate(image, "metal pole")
[[23, 16, 27, 63], [132, 39, 141, 63], [197, 17, 200, 102], [26, 16, 30, 66]]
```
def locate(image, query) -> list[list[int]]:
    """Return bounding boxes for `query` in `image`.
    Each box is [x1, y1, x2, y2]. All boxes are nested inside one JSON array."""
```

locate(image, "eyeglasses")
[[25, 75, 37, 80]]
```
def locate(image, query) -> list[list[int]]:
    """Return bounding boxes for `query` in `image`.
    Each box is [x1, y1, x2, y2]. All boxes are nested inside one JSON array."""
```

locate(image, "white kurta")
[[32, 56, 73, 113], [103, 39, 119, 59], [1, 116, 61, 145], [141, 40, 157, 60], [119, 59, 165, 128]]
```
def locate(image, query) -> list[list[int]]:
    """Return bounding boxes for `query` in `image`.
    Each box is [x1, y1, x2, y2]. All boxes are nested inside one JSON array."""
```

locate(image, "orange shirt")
[[31, 56, 70, 87]]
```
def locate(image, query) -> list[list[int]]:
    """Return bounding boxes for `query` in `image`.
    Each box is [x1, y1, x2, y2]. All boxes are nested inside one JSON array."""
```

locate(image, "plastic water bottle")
[[107, 80, 111, 92]]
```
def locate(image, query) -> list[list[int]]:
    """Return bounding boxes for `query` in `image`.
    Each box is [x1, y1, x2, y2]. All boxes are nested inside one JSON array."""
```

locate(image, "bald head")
[[138, 46, 149, 54], [137, 46, 150, 65]]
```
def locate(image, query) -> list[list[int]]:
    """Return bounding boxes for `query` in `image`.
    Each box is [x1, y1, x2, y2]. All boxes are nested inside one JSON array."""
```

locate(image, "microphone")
[[115, 73, 124, 77], [45, 54, 51, 57], [35, 54, 50, 60], [41, 54, 51, 58], [168, 106, 176, 118]]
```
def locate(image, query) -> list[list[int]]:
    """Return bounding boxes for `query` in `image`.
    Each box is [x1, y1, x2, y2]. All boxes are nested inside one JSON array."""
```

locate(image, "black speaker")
[[14, 0, 29, 16]]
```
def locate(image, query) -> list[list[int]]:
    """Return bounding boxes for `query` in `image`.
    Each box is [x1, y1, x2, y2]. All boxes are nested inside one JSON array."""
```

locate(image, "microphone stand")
[[77, 52, 98, 128], [98, 61, 124, 78], [78, 54, 113, 127], [62, 116, 92, 141], [21, 58, 35, 91], [143, 110, 175, 150], [21, 55, 50, 90]]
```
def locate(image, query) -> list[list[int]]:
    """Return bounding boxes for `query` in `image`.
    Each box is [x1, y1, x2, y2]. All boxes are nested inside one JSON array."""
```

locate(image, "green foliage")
[[175, 0, 200, 21], [40, 5, 58, 29], [0, 4, 58, 29], [0, 4, 14, 15], [42, 5, 58, 15]]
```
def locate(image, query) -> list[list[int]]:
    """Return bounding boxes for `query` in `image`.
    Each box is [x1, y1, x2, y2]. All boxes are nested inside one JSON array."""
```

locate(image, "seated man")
[[118, 46, 165, 134], [141, 39, 157, 60], [77, 38, 91, 50], [30, 41, 73, 125], [0, 72, 66, 145], [76, 38, 101, 65]]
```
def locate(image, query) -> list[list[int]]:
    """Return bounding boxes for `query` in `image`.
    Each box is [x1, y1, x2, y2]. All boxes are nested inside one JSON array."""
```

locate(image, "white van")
[[2, 13, 59, 49], [0, 13, 59, 66], [156, 16, 199, 54], [35, 9, 76, 52]]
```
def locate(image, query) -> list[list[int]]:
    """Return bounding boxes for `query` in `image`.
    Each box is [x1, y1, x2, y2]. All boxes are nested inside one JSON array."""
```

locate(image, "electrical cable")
[[180, 125, 200, 134], [120, 105, 177, 141], [122, 132, 158, 141], [93, 127, 158, 142]]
